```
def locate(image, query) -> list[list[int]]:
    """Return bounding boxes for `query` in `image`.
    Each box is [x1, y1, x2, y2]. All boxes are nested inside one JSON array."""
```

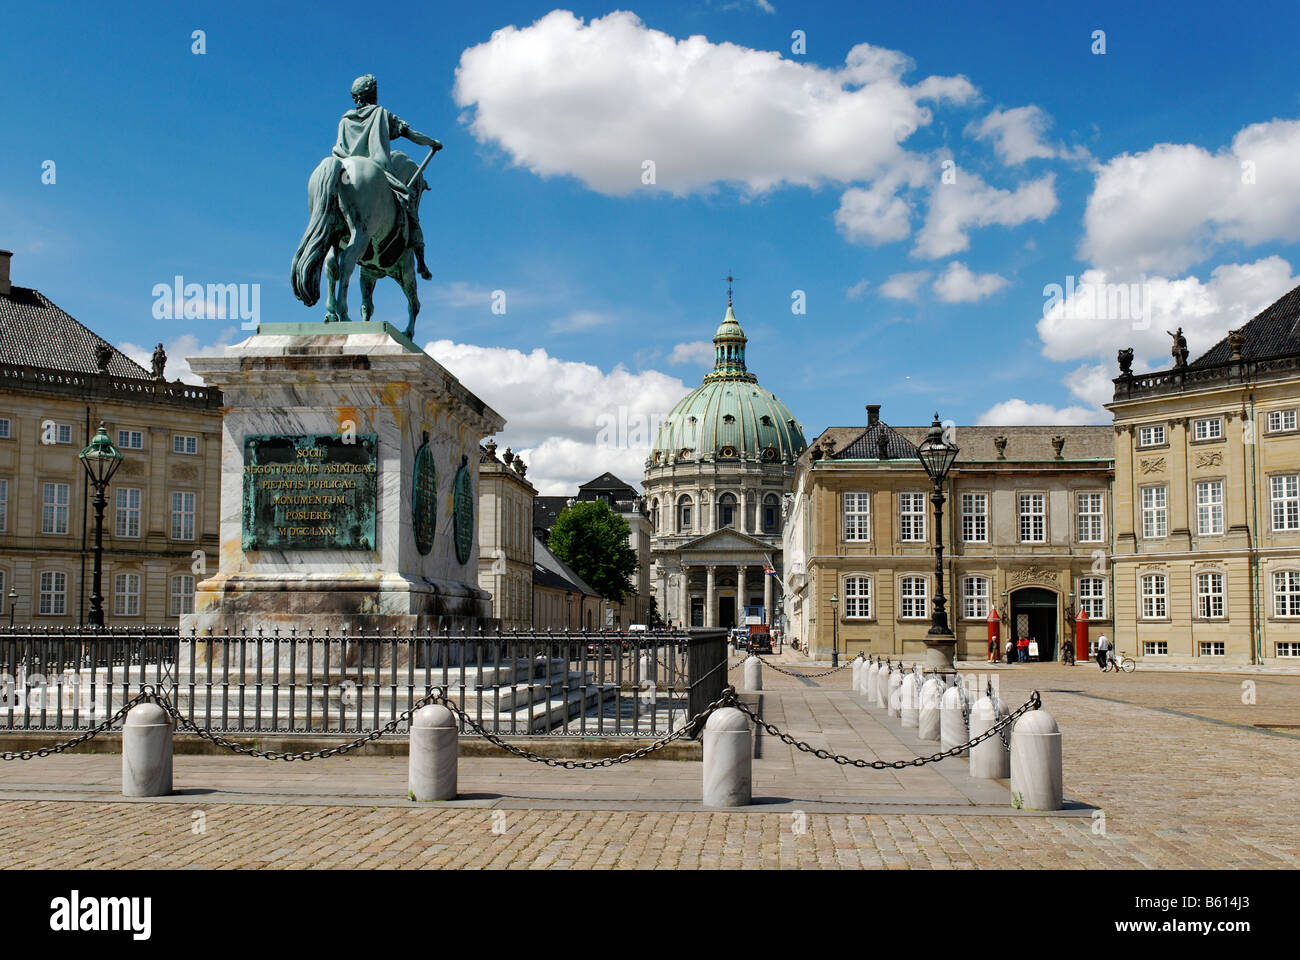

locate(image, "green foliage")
[[548, 500, 639, 603]]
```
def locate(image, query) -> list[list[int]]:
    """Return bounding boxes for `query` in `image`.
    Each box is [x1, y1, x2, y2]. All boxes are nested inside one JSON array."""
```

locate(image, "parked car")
[[730, 628, 749, 649], [748, 630, 773, 654]]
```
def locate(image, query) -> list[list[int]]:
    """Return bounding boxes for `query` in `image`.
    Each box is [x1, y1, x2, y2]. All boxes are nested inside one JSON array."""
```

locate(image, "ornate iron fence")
[[0, 627, 727, 740]]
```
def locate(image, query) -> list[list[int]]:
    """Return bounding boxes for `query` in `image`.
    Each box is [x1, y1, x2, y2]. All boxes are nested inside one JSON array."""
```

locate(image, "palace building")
[[782, 405, 1114, 661], [476, 441, 536, 631], [0, 250, 222, 627], [644, 295, 806, 629], [1108, 283, 1300, 664]]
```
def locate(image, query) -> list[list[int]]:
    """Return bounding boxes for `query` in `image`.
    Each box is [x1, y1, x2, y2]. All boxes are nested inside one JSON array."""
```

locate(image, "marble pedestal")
[[181, 321, 505, 647]]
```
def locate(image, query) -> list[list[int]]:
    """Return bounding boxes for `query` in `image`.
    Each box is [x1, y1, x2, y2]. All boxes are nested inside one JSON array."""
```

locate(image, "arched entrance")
[[1010, 587, 1058, 661]]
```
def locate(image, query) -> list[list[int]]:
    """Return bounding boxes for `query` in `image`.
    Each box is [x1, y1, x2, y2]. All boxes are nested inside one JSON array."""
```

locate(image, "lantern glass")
[[916, 413, 959, 482], [78, 423, 123, 486]]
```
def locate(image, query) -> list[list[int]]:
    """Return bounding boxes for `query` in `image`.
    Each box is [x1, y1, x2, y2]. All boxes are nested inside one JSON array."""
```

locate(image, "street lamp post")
[[829, 592, 839, 668], [7, 587, 17, 628], [916, 413, 960, 671], [78, 422, 123, 629]]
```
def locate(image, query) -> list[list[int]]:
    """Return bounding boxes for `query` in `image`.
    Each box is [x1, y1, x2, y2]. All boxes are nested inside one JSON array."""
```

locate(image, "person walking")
[[1005, 638, 1014, 664], [1096, 634, 1110, 671], [1063, 638, 1075, 666]]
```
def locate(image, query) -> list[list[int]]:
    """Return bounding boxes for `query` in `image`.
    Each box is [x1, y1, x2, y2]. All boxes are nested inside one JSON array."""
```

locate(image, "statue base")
[[181, 321, 505, 639]]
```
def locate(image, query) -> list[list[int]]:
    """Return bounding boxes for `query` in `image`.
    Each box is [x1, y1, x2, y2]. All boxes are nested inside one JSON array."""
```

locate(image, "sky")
[[4, 0, 1300, 494]]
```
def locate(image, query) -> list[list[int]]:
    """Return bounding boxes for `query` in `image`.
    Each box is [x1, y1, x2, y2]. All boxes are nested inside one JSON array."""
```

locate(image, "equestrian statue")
[[291, 74, 440, 339]]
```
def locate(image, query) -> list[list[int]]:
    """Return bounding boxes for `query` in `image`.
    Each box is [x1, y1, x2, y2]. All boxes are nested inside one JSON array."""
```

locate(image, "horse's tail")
[[291, 157, 342, 306]]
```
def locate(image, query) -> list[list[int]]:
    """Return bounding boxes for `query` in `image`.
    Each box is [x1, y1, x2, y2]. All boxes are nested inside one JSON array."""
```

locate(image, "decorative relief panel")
[[1139, 457, 1166, 474]]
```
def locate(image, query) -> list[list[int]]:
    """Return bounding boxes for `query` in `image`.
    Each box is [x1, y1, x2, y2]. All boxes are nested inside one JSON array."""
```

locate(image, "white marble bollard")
[[409, 704, 458, 801], [899, 673, 919, 727], [887, 669, 903, 717], [742, 655, 762, 692], [940, 684, 970, 755], [639, 654, 651, 681], [1010, 709, 1063, 810], [918, 677, 942, 741], [865, 661, 879, 700], [968, 696, 1010, 779], [874, 663, 890, 708], [852, 657, 862, 693], [122, 703, 173, 797], [703, 707, 752, 807]]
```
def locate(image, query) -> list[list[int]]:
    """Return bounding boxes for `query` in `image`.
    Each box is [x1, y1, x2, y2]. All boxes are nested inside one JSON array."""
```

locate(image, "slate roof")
[[533, 496, 571, 536], [807, 422, 1113, 465], [533, 534, 599, 596], [0, 285, 150, 378], [578, 472, 636, 495], [1191, 282, 1300, 367]]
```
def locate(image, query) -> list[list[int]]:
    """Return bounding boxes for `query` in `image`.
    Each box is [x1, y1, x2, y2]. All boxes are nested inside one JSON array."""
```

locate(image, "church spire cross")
[[724, 272, 736, 307]]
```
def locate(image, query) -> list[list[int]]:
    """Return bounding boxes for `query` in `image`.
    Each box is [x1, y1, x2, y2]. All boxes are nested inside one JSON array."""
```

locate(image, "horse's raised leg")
[[323, 247, 340, 322], [359, 270, 377, 323], [399, 254, 421, 340]]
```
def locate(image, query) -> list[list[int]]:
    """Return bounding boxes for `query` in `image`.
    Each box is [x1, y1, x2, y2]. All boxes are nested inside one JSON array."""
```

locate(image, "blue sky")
[[4, 0, 1300, 492]]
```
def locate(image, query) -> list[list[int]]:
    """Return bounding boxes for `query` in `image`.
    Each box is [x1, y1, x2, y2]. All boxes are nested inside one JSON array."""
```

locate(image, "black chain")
[[0, 688, 161, 761], [730, 690, 1041, 769], [756, 655, 857, 680]]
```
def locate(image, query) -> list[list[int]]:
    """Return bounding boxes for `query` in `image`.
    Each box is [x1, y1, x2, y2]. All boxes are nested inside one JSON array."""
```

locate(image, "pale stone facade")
[[783, 408, 1114, 661], [1108, 287, 1300, 664], [477, 441, 536, 631]]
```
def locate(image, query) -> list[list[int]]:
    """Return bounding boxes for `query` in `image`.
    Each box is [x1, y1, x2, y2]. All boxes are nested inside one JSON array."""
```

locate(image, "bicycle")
[[1104, 649, 1136, 673]]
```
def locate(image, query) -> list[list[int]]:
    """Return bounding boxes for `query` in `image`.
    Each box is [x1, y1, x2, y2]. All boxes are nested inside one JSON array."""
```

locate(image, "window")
[[718, 493, 736, 528], [1267, 409, 1297, 433], [962, 576, 989, 619], [844, 576, 872, 619], [41, 482, 71, 535], [1277, 642, 1300, 658], [113, 573, 141, 617], [0, 569, 5, 603], [1273, 570, 1300, 618], [0, 418, 9, 438], [1196, 571, 1225, 619], [1192, 418, 1222, 441], [1143, 641, 1169, 656], [843, 492, 871, 541], [1078, 577, 1107, 619], [677, 496, 692, 533], [0, 478, 7, 533], [960, 493, 987, 543], [1270, 475, 1300, 531], [1196, 481, 1224, 535], [1138, 424, 1166, 447], [1018, 493, 1045, 543], [47, 422, 73, 444], [1076, 492, 1104, 542], [115, 487, 142, 538], [899, 493, 926, 542], [1141, 573, 1167, 619], [172, 434, 198, 455], [170, 574, 195, 616], [1199, 641, 1225, 657], [117, 429, 144, 450], [171, 491, 196, 540], [763, 495, 779, 533], [38, 571, 66, 616], [1141, 486, 1168, 539], [900, 576, 928, 618]]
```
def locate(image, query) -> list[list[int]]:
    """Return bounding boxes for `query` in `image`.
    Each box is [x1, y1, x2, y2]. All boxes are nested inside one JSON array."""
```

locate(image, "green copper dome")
[[650, 300, 806, 465]]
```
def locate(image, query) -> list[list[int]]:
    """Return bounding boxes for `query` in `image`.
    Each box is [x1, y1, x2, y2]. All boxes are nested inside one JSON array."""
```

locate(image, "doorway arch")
[[1010, 587, 1058, 661]]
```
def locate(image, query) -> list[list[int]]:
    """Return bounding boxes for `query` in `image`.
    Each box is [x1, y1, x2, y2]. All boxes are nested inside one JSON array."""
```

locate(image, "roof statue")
[[291, 74, 442, 340]]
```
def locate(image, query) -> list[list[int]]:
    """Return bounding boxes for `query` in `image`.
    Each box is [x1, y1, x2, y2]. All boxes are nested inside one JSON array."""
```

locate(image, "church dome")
[[650, 300, 806, 466]]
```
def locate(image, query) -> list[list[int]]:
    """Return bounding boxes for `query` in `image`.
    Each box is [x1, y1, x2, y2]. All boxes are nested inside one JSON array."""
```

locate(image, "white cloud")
[[976, 398, 1103, 426], [430, 281, 496, 308], [423, 339, 689, 495], [878, 270, 931, 301], [453, 10, 975, 197], [932, 261, 1008, 302], [834, 178, 917, 244], [914, 171, 1057, 259], [1079, 118, 1300, 275], [669, 340, 715, 365], [1036, 257, 1299, 370], [965, 106, 1056, 165], [1063, 363, 1114, 409], [119, 330, 239, 385], [549, 309, 613, 333], [845, 279, 871, 300]]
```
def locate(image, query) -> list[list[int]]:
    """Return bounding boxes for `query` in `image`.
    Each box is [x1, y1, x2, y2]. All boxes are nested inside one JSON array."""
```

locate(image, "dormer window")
[[722, 414, 736, 424], [720, 445, 737, 458], [760, 415, 773, 426]]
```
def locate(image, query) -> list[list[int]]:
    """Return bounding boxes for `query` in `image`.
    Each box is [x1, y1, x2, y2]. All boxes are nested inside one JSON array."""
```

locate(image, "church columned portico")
[[664, 529, 785, 629]]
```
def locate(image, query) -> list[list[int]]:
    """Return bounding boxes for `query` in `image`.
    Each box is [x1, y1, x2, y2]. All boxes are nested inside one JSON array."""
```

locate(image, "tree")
[[548, 500, 639, 604]]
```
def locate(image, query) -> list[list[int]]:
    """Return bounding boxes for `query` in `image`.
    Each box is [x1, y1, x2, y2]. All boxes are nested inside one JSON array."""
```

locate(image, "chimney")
[[866, 404, 880, 427], [0, 250, 11, 296]]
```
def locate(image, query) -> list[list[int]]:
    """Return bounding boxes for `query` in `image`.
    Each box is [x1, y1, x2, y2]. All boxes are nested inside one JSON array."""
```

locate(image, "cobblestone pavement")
[[0, 652, 1295, 868]]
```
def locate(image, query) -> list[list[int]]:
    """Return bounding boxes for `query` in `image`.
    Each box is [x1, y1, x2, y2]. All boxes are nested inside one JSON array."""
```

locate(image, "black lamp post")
[[916, 412, 959, 669], [78, 422, 123, 629], [7, 587, 17, 628], [829, 591, 839, 668]]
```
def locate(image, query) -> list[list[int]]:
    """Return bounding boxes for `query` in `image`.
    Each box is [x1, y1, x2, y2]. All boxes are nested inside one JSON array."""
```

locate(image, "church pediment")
[[678, 528, 775, 554]]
